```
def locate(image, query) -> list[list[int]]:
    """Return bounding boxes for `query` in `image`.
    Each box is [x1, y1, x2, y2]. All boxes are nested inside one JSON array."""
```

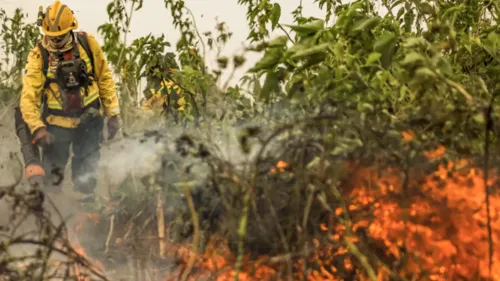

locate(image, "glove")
[[32, 127, 55, 147], [107, 115, 120, 140]]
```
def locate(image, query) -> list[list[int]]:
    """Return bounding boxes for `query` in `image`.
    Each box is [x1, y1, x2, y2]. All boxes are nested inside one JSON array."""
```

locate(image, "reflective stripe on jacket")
[[20, 32, 120, 134]]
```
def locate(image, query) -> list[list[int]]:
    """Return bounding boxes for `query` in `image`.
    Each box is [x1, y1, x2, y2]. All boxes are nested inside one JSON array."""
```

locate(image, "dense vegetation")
[[1, 0, 500, 280]]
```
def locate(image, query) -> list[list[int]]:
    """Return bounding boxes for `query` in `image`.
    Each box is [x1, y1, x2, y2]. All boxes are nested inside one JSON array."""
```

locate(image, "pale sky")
[[2, 0, 325, 86]]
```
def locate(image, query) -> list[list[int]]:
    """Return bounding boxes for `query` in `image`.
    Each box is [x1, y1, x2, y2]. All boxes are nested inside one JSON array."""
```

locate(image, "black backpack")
[[37, 31, 95, 87], [37, 31, 96, 118]]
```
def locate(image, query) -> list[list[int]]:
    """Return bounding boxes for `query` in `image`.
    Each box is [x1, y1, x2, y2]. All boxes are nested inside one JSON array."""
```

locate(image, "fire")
[[401, 130, 416, 142], [159, 160, 499, 280], [270, 160, 288, 174], [328, 156, 500, 281], [69, 212, 105, 281], [69, 149, 500, 280], [162, 237, 278, 281]]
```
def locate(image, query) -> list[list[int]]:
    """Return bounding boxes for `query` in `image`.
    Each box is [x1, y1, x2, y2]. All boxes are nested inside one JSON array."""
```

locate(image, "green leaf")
[[481, 40, 496, 59], [415, 67, 435, 78], [391, 0, 405, 9], [419, 2, 435, 15], [461, 35, 472, 54], [260, 70, 279, 100], [366, 52, 381, 64], [249, 48, 283, 72], [403, 37, 429, 48], [396, 7, 405, 20], [284, 19, 324, 36], [333, 40, 345, 60], [441, 4, 466, 18], [399, 85, 409, 98], [135, 0, 144, 10], [477, 77, 489, 94], [374, 31, 397, 68], [233, 55, 246, 68], [401, 52, 425, 65], [331, 137, 363, 156], [473, 113, 485, 124], [482, 32, 500, 60], [253, 76, 262, 94], [437, 58, 453, 76], [307, 156, 321, 169], [271, 4, 281, 30], [287, 37, 314, 55], [290, 43, 330, 60], [296, 52, 327, 71], [268, 35, 288, 47], [353, 17, 380, 32], [331, 143, 350, 156], [359, 103, 374, 112], [217, 56, 229, 69], [487, 32, 500, 45]]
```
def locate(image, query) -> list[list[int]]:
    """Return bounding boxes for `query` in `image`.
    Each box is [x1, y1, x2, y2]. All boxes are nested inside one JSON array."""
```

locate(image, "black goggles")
[[48, 33, 70, 43]]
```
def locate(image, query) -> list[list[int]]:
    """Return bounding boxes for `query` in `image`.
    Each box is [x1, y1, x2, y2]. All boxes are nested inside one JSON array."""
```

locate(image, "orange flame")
[[167, 155, 500, 280], [69, 212, 105, 281], [69, 149, 500, 280]]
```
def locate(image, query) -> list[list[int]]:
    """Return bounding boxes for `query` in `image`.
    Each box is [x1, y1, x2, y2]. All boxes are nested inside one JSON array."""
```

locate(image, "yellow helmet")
[[40, 1, 78, 37]]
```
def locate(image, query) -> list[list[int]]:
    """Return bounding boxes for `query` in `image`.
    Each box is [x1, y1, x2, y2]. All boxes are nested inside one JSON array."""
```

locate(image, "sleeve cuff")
[[30, 122, 46, 135], [105, 108, 120, 117]]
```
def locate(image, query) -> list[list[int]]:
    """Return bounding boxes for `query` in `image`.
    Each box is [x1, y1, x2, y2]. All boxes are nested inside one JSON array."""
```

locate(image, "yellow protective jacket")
[[142, 80, 183, 111], [20, 32, 120, 134], [142, 92, 165, 110]]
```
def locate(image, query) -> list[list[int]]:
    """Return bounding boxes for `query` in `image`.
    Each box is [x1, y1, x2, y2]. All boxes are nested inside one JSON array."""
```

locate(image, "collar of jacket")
[[41, 33, 74, 53]]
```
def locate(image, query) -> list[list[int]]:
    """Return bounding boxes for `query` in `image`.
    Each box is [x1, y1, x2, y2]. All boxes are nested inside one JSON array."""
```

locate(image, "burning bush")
[[68, 113, 500, 281]]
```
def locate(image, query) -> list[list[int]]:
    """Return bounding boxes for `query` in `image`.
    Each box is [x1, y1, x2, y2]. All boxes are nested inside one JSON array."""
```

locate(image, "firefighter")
[[142, 79, 183, 112], [141, 55, 184, 119], [19, 0, 120, 202]]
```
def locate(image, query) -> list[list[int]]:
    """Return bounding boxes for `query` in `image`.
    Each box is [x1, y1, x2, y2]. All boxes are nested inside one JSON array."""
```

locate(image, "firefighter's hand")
[[32, 127, 55, 147], [107, 115, 120, 140]]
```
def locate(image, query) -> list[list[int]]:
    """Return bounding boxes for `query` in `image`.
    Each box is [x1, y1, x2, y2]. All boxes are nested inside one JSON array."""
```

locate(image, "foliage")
[[0, 8, 41, 101]]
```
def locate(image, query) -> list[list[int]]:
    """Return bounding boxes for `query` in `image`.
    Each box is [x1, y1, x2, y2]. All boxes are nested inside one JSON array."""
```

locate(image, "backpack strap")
[[38, 41, 49, 78], [76, 31, 95, 78], [37, 41, 58, 89], [36, 42, 50, 121]]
